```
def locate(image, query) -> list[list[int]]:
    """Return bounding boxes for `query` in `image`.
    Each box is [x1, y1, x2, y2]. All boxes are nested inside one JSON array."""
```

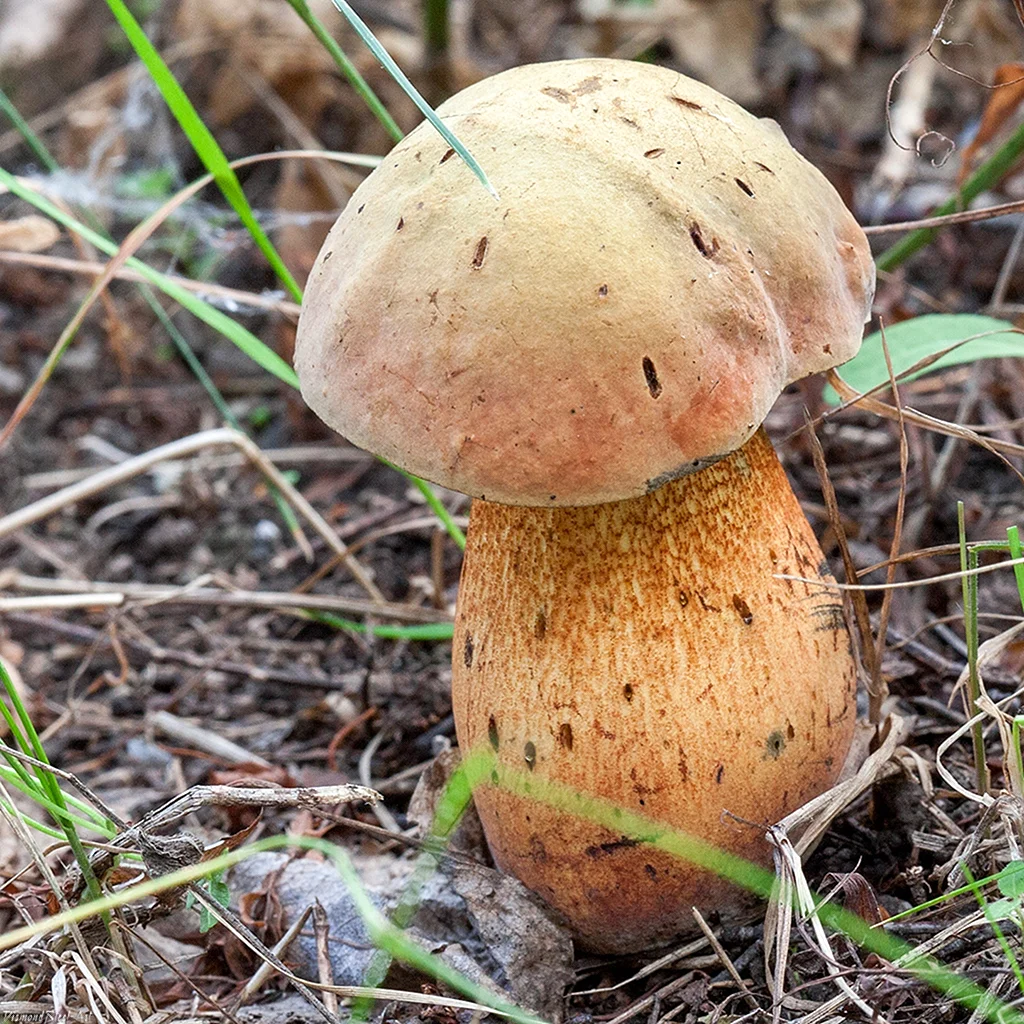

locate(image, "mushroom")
[[295, 58, 875, 953]]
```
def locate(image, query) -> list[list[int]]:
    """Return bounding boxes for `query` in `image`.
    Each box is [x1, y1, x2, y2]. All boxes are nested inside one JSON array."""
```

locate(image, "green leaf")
[[826, 313, 1024, 404], [999, 861, 1024, 898], [987, 897, 1020, 920]]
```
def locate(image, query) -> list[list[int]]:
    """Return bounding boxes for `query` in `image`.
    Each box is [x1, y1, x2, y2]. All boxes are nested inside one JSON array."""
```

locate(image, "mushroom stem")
[[451, 428, 857, 953]]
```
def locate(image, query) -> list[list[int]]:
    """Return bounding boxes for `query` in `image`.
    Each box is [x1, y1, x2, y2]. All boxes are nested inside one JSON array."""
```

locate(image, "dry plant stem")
[[0, 149, 375, 449], [862, 196, 1024, 235], [184, 886, 338, 1024], [603, 972, 698, 1024], [803, 416, 881, 723], [692, 906, 758, 1012], [871, 333, 909, 730], [0, 594, 122, 611], [24, 444, 371, 492], [236, 905, 314, 1005], [825, 370, 1024, 474], [2, 573, 444, 624], [767, 828, 884, 1023], [313, 901, 340, 1018], [0, 250, 304, 316], [0, 428, 383, 601], [0, 777, 109, 992], [125, 921, 243, 1023], [452, 429, 857, 952], [570, 936, 711, 996], [0, 611, 368, 690], [988, 219, 1024, 310], [149, 710, 273, 767]]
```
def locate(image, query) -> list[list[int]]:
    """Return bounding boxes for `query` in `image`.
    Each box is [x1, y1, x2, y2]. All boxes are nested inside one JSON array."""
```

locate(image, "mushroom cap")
[[295, 58, 874, 507]]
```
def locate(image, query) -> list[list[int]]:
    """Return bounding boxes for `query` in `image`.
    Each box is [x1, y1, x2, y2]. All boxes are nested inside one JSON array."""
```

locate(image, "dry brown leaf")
[[274, 159, 343, 288], [580, 0, 763, 106], [661, 0, 764, 106], [0, 215, 60, 253], [774, 0, 863, 67], [822, 870, 886, 924], [958, 62, 1024, 186], [871, 0, 947, 47]]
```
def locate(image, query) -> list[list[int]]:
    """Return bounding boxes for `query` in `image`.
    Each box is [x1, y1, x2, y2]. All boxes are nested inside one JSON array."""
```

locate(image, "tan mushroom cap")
[[295, 58, 874, 507]]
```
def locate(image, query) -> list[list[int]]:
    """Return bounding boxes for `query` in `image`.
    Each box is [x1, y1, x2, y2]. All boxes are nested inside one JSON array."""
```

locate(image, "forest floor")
[[3, 1, 1024, 1022]]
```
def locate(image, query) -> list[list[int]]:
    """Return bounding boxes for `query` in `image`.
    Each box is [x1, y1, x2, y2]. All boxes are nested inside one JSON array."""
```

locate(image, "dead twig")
[[0, 428, 383, 600]]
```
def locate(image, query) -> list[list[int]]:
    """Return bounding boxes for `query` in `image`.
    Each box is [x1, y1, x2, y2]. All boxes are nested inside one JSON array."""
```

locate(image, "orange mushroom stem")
[[451, 428, 856, 952]]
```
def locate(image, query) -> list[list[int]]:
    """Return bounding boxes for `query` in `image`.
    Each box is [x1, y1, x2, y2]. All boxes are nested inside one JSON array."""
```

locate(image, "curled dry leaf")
[[958, 63, 1024, 186], [0, 215, 60, 253]]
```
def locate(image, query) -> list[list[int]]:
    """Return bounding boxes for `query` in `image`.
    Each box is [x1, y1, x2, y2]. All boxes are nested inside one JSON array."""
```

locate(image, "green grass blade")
[[284, 0, 402, 143], [0, 833, 545, 1024], [963, 865, 1024, 998], [147, 296, 303, 541], [0, 169, 298, 388], [451, 748, 1024, 1024], [0, 760, 115, 838], [959, 505, 990, 796], [878, 119, 1024, 272], [0, 663, 104, 899], [311, 612, 454, 641], [381, 459, 466, 551], [0, 85, 58, 171], [102, 0, 302, 302], [1009, 526, 1024, 614], [3, 170, 468, 551], [327, 0, 497, 199], [424, 0, 449, 56]]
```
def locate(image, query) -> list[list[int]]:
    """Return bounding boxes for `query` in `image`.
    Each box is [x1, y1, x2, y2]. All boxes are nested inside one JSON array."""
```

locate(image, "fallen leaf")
[[0, 215, 60, 253], [959, 62, 1024, 185], [774, 0, 864, 67]]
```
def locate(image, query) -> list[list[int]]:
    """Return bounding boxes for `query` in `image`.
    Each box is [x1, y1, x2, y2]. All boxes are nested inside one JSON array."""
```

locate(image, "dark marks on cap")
[[642, 356, 662, 398], [735, 177, 755, 197], [534, 608, 547, 640], [585, 836, 640, 858], [764, 729, 786, 760], [644, 147, 666, 159], [471, 236, 489, 269], [689, 221, 718, 259], [542, 86, 574, 104], [488, 715, 499, 751], [732, 595, 753, 625], [463, 633, 474, 668], [574, 76, 602, 95], [440, 148, 456, 164], [558, 722, 573, 751]]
